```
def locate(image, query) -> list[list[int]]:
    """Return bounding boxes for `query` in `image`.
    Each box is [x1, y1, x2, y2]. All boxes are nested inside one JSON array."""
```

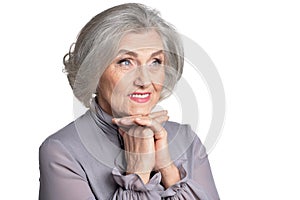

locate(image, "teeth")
[[130, 93, 150, 98]]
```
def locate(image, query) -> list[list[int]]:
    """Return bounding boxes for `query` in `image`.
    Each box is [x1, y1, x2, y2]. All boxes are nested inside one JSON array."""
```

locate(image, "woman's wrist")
[[126, 172, 151, 184], [138, 172, 151, 184], [159, 163, 180, 188]]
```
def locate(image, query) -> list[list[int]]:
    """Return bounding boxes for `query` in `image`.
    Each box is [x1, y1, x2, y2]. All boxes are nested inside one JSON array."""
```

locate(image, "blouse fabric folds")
[[39, 102, 219, 200]]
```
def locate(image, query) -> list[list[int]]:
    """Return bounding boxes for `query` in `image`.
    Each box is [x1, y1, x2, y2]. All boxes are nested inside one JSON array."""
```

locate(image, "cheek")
[[112, 75, 131, 96], [106, 72, 131, 102], [150, 68, 165, 85], [155, 70, 165, 98], [155, 69, 165, 89], [153, 83, 164, 96], [99, 71, 120, 98]]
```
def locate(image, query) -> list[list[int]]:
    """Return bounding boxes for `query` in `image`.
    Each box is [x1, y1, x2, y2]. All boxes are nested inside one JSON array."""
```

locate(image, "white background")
[[1, 0, 300, 199]]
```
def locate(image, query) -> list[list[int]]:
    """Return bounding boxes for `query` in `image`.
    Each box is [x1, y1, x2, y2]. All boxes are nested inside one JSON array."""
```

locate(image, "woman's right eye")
[[117, 59, 131, 66]]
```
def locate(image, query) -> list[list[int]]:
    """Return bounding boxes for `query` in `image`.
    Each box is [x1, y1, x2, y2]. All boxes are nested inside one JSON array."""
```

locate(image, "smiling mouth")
[[129, 92, 151, 103]]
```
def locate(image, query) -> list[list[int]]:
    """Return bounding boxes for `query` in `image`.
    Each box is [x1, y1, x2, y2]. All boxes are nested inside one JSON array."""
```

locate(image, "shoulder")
[[39, 123, 88, 182], [41, 110, 93, 147], [39, 121, 78, 161], [40, 121, 77, 149], [47, 121, 76, 140], [39, 112, 91, 159]]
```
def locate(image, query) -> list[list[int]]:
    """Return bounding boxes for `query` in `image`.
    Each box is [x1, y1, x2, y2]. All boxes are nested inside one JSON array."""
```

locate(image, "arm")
[[39, 139, 96, 200], [110, 111, 167, 199], [153, 123, 219, 199], [111, 140, 219, 200], [110, 126, 164, 199], [112, 114, 219, 199], [161, 134, 220, 200]]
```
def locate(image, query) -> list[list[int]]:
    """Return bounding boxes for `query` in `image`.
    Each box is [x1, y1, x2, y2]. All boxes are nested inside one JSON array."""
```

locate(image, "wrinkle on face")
[[97, 30, 165, 117]]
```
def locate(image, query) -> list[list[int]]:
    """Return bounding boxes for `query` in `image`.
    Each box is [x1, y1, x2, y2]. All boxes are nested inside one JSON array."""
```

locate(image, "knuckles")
[[141, 128, 154, 138], [129, 126, 154, 138]]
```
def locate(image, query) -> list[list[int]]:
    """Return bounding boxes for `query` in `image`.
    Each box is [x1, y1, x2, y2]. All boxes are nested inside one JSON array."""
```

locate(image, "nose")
[[134, 65, 151, 87]]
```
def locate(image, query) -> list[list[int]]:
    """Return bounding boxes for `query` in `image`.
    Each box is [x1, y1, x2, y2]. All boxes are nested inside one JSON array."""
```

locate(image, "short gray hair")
[[63, 3, 184, 107]]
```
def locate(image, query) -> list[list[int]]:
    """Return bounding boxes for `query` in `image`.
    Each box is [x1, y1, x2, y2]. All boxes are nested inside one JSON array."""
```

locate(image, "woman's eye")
[[150, 58, 162, 66], [117, 59, 131, 66]]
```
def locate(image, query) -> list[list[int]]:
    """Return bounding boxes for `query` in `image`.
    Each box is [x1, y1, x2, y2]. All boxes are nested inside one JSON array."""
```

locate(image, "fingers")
[[118, 128, 125, 137], [113, 110, 169, 141], [113, 117, 141, 132], [112, 116, 141, 126], [153, 114, 169, 124], [119, 126, 154, 139], [116, 114, 170, 176], [134, 117, 167, 140], [112, 110, 168, 127], [148, 110, 168, 119], [128, 126, 154, 139]]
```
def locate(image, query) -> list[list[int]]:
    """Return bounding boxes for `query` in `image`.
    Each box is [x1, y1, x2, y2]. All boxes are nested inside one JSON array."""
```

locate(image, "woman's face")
[[97, 30, 165, 117]]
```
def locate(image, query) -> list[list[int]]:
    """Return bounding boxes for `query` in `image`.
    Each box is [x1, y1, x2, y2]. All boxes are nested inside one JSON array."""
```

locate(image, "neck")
[[96, 95, 113, 116]]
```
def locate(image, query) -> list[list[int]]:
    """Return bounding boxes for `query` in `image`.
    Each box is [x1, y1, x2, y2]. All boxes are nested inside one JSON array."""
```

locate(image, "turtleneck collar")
[[89, 97, 124, 148]]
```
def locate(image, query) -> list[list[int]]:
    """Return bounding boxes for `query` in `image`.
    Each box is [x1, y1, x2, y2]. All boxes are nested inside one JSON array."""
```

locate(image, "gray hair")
[[63, 3, 184, 108]]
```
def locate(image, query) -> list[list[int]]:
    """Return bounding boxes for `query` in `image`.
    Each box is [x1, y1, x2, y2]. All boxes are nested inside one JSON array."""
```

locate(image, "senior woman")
[[39, 3, 219, 200]]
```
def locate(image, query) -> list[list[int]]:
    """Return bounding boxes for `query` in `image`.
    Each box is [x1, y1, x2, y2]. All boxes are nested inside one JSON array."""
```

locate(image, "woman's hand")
[[113, 111, 171, 169], [113, 110, 180, 187], [112, 110, 168, 132], [133, 115, 181, 188], [133, 115, 171, 170], [112, 110, 167, 183], [118, 126, 155, 184]]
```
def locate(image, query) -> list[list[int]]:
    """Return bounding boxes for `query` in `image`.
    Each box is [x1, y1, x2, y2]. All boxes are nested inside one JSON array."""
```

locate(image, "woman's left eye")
[[149, 58, 162, 66]]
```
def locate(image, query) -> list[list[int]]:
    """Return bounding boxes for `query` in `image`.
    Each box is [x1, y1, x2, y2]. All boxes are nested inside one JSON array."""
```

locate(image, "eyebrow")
[[117, 49, 164, 58]]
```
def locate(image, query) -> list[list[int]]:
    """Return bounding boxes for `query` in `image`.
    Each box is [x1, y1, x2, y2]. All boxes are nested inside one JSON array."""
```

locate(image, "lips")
[[129, 92, 151, 103]]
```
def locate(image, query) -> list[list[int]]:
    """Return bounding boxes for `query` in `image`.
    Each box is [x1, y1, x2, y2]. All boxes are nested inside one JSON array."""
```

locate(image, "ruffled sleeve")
[[161, 162, 217, 200], [111, 168, 164, 199], [161, 136, 219, 200], [110, 137, 219, 200]]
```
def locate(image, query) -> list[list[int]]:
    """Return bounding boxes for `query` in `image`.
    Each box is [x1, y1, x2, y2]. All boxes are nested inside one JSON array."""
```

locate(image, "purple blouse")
[[39, 102, 219, 200]]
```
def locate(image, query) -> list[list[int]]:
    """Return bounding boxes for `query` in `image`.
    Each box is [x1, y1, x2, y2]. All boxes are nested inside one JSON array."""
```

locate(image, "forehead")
[[118, 30, 164, 51]]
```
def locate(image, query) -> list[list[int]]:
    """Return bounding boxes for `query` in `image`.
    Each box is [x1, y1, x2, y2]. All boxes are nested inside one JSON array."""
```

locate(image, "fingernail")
[[112, 118, 119, 123]]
